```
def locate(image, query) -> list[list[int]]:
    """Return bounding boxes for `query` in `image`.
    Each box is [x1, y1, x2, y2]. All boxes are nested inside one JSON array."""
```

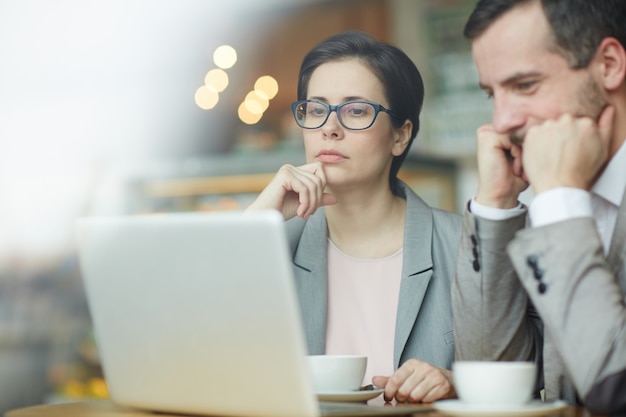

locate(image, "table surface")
[[4, 400, 605, 417]]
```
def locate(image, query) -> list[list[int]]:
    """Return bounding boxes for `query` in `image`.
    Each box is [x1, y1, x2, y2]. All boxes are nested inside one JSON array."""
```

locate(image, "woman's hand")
[[372, 359, 455, 403], [246, 162, 336, 220]]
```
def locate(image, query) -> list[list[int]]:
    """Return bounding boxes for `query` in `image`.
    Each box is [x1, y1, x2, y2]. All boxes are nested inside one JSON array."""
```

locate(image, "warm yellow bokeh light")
[[244, 91, 269, 114], [244, 99, 263, 115], [254, 75, 279, 99], [194, 85, 219, 110], [213, 45, 237, 69], [204, 68, 229, 93], [238, 102, 263, 125]]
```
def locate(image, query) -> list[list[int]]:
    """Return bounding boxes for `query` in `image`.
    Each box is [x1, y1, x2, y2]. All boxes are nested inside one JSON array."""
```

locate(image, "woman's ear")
[[597, 37, 626, 91], [392, 120, 412, 156]]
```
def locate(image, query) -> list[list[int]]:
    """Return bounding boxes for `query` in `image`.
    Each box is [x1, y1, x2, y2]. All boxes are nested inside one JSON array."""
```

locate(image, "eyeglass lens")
[[294, 101, 378, 130]]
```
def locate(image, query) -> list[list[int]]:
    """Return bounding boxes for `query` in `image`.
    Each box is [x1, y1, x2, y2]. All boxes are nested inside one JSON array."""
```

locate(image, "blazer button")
[[472, 247, 478, 258], [526, 255, 538, 268], [533, 268, 543, 280], [538, 282, 547, 294], [472, 259, 480, 272], [471, 234, 477, 246]]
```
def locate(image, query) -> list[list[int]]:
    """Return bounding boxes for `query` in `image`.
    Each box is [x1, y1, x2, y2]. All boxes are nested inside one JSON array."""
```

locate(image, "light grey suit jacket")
[[285, 182, 461, 370], [452, 186, 626, 415]]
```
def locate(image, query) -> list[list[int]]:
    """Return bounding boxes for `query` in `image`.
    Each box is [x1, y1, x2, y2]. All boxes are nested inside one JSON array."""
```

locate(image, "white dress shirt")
[[471, 139, 626, 254]]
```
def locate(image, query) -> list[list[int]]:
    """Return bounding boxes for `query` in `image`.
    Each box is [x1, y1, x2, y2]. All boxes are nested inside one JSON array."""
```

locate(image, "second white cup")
[[453, 361, 536, 405]]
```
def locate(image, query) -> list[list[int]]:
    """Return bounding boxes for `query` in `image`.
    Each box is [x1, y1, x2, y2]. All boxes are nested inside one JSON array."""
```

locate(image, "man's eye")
[[516, 81, 537, 92]]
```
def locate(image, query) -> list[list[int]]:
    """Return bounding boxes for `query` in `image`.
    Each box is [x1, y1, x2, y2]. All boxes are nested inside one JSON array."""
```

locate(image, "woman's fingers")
[[281, 163, 330, 219], [379, 360, 453, 403], [248, 162, 335, 220]]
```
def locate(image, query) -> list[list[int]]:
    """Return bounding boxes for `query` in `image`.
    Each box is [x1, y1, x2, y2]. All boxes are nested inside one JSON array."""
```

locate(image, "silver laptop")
[[76, 210, 432, 417]]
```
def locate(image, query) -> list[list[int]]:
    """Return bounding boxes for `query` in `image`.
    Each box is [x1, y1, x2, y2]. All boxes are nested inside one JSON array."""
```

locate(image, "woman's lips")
[[317, 149, 347, 163]]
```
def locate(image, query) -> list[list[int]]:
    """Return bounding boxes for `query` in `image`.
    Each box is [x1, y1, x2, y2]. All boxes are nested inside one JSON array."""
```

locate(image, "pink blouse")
[[325, 239, 403, 397]]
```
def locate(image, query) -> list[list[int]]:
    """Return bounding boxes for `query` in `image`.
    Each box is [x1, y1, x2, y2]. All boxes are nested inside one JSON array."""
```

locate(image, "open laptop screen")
[[76, 210, 319, 417]]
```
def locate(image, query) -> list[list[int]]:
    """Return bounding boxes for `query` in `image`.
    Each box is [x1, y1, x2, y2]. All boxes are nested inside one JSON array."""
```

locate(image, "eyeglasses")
[[291, 99, 402, 130]]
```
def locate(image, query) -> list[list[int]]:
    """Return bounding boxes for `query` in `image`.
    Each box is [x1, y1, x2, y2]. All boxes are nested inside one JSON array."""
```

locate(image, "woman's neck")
[[324, 184, 406, 259]]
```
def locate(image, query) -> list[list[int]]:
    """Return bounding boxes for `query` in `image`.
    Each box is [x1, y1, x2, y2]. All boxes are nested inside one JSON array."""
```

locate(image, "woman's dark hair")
[[464, 0, 626, 69], [296, 31, 425, 196]]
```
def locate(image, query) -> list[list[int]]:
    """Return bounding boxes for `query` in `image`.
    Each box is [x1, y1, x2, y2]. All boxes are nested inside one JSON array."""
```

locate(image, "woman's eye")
[[310, 107, 326, 116], [344, 105, 368, 117]]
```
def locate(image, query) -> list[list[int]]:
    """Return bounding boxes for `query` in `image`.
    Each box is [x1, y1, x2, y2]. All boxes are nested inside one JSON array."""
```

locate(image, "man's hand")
[[475, 124, 529, 208], [522, 106, 614, 194], [371, 359, 455, 403]]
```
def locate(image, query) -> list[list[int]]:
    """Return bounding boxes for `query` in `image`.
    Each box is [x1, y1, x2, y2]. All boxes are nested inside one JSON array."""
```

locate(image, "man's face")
[[471, 1, 607, 145]]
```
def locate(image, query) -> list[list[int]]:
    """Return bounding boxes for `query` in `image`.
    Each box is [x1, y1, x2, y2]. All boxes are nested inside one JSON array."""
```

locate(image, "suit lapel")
[[607, 184, 626, 293], [394, 188, 434, 367], [293, 210, 328, 355]]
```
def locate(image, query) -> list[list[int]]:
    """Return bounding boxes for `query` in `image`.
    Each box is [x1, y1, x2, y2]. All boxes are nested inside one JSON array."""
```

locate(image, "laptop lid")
[[76, 210, 320, 417]]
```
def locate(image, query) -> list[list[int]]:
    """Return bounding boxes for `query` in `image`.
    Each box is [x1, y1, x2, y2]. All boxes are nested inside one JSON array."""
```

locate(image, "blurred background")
[[0, 0, 493, 412]]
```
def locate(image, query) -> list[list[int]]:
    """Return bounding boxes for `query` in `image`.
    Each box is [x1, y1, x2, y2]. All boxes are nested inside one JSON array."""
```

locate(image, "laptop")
[[76, 210, 433, 417]]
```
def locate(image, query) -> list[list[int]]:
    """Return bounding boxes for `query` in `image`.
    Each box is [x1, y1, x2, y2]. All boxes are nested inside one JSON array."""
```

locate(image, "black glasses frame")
[[291, 99, 403, 130]]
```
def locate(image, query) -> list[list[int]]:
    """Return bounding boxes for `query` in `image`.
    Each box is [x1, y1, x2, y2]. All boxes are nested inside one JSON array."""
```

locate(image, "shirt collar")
[[592, 138, 626, 206]]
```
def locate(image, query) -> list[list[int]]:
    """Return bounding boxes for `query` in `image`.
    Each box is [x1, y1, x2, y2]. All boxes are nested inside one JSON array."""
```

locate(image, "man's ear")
[[392, 120, 412, 156], [597, 37, 626, 91]]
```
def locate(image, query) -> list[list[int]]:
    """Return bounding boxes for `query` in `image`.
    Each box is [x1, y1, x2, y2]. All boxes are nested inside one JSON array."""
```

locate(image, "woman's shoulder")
[[402, 183, 461, 223], [430, 208, 462, 253]]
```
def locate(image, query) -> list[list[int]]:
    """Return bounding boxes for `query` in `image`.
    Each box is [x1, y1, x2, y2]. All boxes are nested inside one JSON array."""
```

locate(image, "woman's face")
[[302, 58, 410, 191]]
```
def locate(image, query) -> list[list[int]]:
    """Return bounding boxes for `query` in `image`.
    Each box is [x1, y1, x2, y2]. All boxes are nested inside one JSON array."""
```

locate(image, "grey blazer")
[[452, 185, 626, 415], [285, 182, 461, 370]]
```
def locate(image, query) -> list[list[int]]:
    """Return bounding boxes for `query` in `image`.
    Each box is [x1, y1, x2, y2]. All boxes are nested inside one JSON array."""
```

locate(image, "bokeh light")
[[254, 75, 279, 99], [194, 85, 219, 110], [238, 102, 263, 125], [213, 45, 237, 69], [237, 75, 279, 124], [204, 68, 229, 93], [244, 91, 269, 114]]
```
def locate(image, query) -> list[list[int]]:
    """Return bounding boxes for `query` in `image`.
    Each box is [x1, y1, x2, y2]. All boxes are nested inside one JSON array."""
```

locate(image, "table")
[[4, 400, 605, 417]]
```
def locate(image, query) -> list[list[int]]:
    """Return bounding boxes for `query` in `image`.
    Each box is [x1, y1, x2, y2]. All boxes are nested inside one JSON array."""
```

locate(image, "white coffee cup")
[[453, 361, 536, 405], [306, 355, 367, 392]]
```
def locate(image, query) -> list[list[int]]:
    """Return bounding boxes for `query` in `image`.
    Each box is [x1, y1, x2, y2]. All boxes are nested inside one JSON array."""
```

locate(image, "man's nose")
[[492, 94, 525, 135]]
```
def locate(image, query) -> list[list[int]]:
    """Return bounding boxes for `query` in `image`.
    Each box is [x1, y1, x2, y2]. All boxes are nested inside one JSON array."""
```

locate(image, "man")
[[452, 0, 626, 414]]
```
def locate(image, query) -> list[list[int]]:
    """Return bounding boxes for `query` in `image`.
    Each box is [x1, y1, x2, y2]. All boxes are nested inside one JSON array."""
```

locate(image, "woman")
[[247, 31, 460, 403]]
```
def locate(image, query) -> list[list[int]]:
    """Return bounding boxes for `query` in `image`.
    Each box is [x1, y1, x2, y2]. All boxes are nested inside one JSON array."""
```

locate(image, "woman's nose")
[[321, 111, 344, 139]]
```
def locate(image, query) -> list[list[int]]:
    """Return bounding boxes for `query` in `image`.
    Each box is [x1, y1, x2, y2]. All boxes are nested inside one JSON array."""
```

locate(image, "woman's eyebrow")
[[307, 95, 368, 102]]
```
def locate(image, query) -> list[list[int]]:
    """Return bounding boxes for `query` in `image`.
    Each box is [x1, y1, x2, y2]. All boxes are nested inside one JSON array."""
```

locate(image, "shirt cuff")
[[529, 188, 593, 227], [469, 198, 526, 221]]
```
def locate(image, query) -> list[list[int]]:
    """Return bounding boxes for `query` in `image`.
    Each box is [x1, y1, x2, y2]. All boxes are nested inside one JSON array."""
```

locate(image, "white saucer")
[[433, 399, 568, 417], [317, 389, 384, 403]]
